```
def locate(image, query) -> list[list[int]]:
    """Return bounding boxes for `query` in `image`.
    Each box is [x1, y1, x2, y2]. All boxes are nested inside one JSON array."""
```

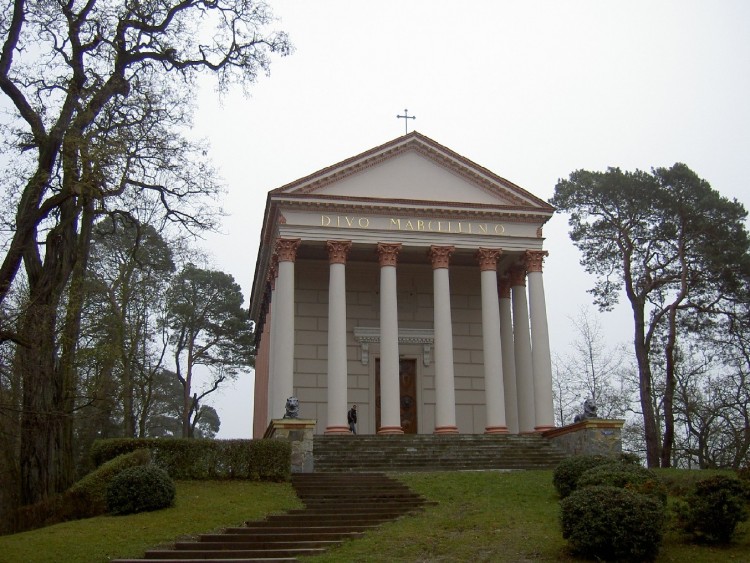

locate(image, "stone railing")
[[542, 419, 625, 458], [264, 418, 316, 473]]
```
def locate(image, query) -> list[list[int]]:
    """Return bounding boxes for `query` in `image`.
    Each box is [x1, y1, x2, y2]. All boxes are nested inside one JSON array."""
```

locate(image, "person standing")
[[347, 404, 358, 434]]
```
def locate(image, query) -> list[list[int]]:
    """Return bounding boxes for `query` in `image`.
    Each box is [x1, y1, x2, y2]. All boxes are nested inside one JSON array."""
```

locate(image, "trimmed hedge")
[[578, 462, 668, 504], [106, 465, 176, 515], [90, 438, 291, 481], [560, 485, 666, 561], [552, 455, 611, 498], [67, 448, 152, 516], [11, 449, 151, 532]]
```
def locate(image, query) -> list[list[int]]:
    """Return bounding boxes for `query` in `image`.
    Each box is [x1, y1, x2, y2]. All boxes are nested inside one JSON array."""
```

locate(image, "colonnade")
[[266, 237, 555, 434]]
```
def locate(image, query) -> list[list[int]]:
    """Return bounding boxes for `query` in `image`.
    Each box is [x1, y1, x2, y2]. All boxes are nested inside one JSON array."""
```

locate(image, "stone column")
[[325, 240, 352, 434], [267, 256, 279, 422], [498, 277, 519, 434], [272, 238, 301, 420], [525, 250, 555, 431], [477, 248, 507, 434], [510, 264, 535, 433], [429, 245, 459, 434], [377, 243, 404, 434]]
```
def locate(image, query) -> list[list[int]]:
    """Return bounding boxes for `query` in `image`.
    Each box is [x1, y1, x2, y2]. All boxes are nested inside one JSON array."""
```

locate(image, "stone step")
[[174, 540, 340, 550], [244, 515, 396, 526], [113, 560, 296, 563], [198, 524, 374, 542], [312, 434, 567, 472], [199, 531, 365, 542], [144, 548, 325, 559]]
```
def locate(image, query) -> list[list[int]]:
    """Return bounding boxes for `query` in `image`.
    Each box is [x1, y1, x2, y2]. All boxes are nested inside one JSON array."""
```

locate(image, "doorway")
[[375, 358, 418, 434]]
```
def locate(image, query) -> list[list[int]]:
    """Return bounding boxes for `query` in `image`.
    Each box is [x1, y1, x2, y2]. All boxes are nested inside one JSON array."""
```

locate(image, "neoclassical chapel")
[[249, 132, 556, 437]]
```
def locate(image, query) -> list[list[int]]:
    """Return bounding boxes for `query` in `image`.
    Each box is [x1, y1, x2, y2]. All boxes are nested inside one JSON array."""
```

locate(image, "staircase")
[[314, 433, 567, 472], [110, 472, 430, 563]]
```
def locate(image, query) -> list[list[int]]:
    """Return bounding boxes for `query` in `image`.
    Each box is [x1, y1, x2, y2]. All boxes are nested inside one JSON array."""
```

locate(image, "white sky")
[[192, 1, 750, 438]]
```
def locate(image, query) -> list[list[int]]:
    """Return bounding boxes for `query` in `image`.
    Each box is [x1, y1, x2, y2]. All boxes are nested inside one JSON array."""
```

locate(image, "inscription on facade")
[[320, 215, 504, 235]]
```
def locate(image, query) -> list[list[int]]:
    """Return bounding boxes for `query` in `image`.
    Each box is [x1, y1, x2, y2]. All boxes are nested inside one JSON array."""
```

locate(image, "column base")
[[485, 426, 509, 434], [324, 425, 351, 435], [377, 426, 404, 435], [534, 425, 555, 432], [434, 425, 459, 435]]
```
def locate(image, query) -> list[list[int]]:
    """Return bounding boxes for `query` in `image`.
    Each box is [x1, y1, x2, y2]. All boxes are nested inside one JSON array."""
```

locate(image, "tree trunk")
[[660, 304, 679, 468], [631, 300, 661, 467], [58, 195, 95, 484], [18, 291, 67, 504], [18, 194, 79, 504]]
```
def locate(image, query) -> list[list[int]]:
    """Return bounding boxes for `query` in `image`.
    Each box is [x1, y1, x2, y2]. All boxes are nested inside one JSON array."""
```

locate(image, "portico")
[[250, 132, 556, 437]]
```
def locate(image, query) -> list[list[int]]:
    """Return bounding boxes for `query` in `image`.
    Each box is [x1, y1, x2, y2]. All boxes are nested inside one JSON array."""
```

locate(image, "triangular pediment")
[[270, 132, 553, 212]]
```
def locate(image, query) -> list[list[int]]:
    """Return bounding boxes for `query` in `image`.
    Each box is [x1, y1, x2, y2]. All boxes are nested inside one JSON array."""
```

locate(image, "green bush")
[[68, 448, 151, 517], [675, 475, 749, 544], [13, 447, 154, 533], [106, 465, 176, 515], [578, 462, 668, 504], [90, 438, 155, 467], [618, 451, 643, 466], [90, 438, 291, 481], [560, 485, 666, 561], [552, 454, 611, 498]]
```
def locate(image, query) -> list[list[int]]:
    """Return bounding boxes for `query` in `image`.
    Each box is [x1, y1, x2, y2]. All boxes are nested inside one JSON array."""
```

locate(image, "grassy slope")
[[0, 481, 302, 563], [2, 470, 749, 563], [303, 470, 750, 562]]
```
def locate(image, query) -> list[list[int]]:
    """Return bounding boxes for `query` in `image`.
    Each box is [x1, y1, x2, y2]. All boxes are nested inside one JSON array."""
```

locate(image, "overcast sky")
[[190, 1, 750, 438]]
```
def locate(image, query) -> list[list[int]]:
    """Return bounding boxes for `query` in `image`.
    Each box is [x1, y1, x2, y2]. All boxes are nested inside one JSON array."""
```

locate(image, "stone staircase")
[[110, 472, 430, 563], [314, 433, 568, 472]]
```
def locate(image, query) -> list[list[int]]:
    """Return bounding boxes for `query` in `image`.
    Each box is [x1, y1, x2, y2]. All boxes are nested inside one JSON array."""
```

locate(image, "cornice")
[[271, 132, 555, 213], [271, 198, 552, 225]]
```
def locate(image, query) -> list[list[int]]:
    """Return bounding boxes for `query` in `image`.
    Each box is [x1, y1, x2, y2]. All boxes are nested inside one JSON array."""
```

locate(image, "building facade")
[[250, 133, 556, 437]]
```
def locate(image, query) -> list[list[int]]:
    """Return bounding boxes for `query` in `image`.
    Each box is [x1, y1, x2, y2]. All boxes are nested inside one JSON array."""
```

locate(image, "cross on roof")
[[397, 108, 416, 134]]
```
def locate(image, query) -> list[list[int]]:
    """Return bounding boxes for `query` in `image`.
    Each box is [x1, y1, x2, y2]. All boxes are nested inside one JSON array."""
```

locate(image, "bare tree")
[[0, 0, 290, 505], [552, 307, 635, 425]]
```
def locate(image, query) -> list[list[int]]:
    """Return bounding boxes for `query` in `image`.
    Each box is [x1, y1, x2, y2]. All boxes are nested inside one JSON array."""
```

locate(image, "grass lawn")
[[302, 470, 750, 562], [2, 470, 749, 562], [0, 481, 302, 563]]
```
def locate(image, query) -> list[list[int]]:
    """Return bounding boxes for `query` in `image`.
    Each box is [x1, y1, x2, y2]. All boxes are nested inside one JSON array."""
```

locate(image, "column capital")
[[476, 248, 502, 271], [267, 256, 279, 290], [509, 264, 527, 287], [327, 240, 352, 265], [377, 242, 402, 267], [524, 250, 549, 273], [498, 276, 512, 298], [275, 238, 301, 262], [428, 245, 455, 269]]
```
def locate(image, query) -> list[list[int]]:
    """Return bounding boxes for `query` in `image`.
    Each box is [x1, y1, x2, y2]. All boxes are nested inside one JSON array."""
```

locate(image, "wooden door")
[[375, 358, 418, 434]]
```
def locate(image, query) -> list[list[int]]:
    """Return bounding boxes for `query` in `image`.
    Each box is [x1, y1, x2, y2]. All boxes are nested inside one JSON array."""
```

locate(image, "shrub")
[[106, 465, 176, 515], [11, 449, 152, 533], [618, 451, 643, 466], [91, 438, 155, 467], [675, 475, 749, 544], [560, 485, 666, 561], [90, 438, 291, 481], [246, 439, 292, 481], [68, 448, 152, 517], [578, 462, 668, 504], [552, 454, 611, 498]]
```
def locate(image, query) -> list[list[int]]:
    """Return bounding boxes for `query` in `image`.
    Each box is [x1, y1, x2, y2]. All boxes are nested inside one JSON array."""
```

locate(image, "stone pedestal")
[[264, 418, 316, 473], [542, 419, 625, 458]]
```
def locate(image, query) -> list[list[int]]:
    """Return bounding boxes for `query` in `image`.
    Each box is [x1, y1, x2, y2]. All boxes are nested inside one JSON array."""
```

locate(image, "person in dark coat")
[[347, 404, 357, 434]]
